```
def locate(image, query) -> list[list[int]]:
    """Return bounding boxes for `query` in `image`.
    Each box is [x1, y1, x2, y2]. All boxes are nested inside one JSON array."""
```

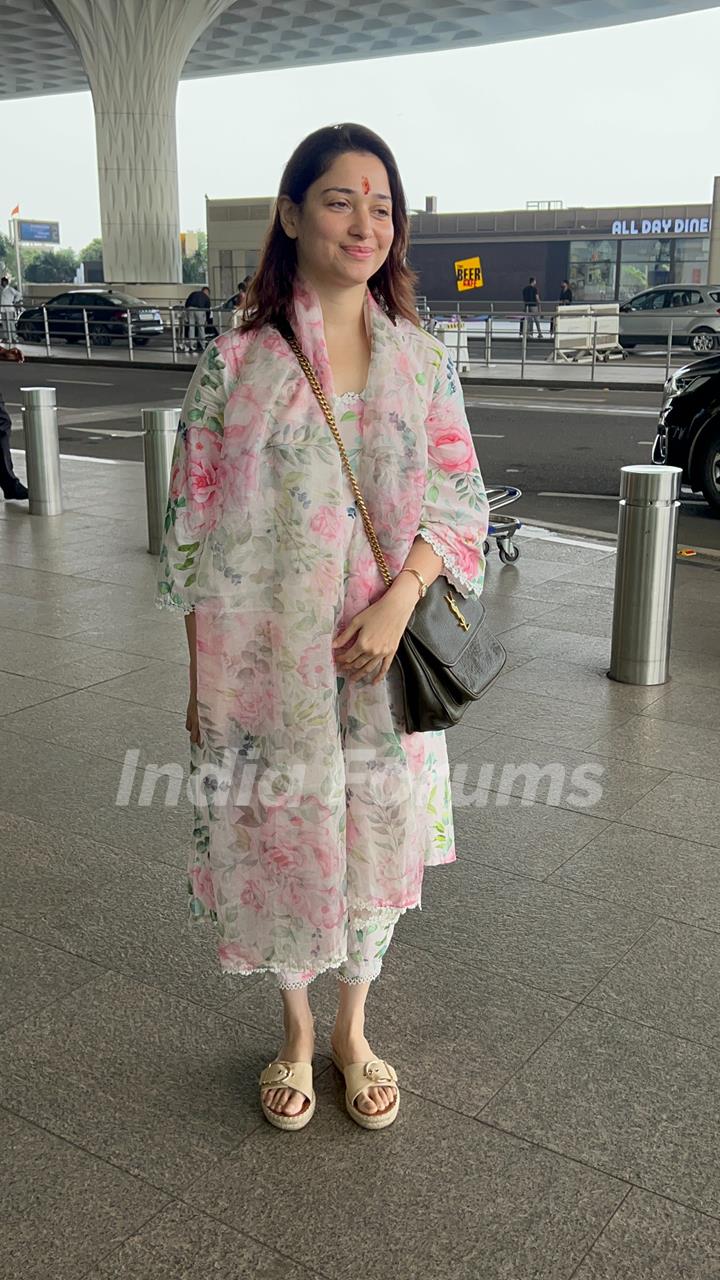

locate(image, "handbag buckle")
[[444, 592, 470, 631]]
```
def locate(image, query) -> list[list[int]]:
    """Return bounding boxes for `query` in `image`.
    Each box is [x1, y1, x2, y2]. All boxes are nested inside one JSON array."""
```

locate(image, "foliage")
[[22, 248, 80, 283], [182, 231, 208, 284], [80, 237, 103, 262]]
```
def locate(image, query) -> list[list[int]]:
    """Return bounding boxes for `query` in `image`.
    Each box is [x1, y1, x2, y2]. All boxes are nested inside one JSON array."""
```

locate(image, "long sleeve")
[[154, 340, 231, 614], [417, 346, 489, 598]]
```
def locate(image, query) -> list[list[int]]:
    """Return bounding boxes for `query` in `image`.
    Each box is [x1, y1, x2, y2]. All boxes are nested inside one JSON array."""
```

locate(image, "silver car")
[[619, 284, 720, 354]]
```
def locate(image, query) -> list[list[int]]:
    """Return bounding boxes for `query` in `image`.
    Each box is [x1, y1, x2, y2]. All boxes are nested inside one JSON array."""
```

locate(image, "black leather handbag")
[[283, 328, 507, 733]]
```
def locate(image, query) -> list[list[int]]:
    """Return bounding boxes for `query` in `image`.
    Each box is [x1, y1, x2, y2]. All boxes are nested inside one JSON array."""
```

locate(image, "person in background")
[[0, 340, 29, 500], [521, 276, 542, 339], [184, 284, 212, 352], [1, 277, 22, 345], [550, 280, 573, 336]]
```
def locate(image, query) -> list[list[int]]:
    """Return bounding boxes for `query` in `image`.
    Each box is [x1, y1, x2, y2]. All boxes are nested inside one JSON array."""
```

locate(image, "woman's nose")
[[348, 208, 372, 238]]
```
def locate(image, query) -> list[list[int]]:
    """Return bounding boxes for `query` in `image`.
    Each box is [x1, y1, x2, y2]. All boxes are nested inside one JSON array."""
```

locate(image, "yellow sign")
[[455, 256, 484, 292]]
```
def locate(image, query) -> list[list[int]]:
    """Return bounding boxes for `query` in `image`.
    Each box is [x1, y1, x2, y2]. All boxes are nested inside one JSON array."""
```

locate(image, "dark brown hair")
[[241, 123, 419, 332]]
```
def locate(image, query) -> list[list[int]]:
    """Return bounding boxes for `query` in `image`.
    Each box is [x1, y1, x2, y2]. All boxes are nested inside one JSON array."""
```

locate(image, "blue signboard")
[[18, 220, 60, 244]]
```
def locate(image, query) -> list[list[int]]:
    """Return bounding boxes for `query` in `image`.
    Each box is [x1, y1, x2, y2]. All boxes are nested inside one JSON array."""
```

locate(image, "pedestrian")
[[0, 340, 29, 500], [0, 276, 22, 345], [183, 284, 212, 352], [155, 122, 489, 1132], [521, 276, 543, 338], [550, 280, 573, 336]]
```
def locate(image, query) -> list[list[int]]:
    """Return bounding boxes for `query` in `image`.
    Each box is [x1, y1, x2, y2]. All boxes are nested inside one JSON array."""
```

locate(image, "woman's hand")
[[333, 577, 419, 685], [186, 690, 202, 745]]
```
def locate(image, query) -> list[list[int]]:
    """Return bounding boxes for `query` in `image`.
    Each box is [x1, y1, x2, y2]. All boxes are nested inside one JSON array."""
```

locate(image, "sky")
[[1, 5, 719, 253]]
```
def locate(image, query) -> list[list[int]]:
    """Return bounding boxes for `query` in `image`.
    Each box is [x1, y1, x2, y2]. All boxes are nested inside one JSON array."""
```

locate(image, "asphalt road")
[[4, 361, 719, 553]]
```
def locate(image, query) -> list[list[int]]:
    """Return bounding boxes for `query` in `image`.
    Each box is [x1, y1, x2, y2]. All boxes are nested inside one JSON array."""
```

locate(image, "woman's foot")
[[263, 1016, 315, 1117], [330, 1028, 397, 1116]]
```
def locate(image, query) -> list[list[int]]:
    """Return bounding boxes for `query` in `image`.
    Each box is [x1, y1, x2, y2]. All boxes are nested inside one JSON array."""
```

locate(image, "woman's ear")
[[277, 196, 299, 240]]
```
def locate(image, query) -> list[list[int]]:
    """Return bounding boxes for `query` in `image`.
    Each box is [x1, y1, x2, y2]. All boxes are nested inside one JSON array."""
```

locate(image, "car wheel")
[[65, 336, 80, 344], [134, 337, 150, 346], [92, 324, 112, 347], [689, 329, 718, 355], [700, 426, 720, 513], [22, 322, 43, 343]]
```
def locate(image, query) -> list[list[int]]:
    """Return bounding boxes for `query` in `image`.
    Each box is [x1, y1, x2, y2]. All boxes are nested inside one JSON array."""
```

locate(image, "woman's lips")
[[342, 246, 375, 259]]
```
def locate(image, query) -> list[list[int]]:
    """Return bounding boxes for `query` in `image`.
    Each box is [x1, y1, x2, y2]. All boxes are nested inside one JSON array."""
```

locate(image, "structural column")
[[708, 176, 720, 285], [49, 0, 235, 282]]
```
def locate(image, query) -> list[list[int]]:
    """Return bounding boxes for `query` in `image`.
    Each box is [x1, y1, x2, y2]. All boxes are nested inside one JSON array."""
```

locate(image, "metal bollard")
[[20, 387, 63, 515], [143, 407, 180, 556], [608, 464, 683, 685]]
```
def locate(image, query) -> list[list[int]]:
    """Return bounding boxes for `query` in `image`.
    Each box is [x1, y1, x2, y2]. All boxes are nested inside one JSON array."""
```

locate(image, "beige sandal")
[[331, 1052, 399, 1130], [259, 1060, 316, 1131]]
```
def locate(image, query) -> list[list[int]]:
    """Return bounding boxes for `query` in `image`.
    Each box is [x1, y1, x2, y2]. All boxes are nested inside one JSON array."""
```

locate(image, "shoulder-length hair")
[[241, 123, 419, 332]]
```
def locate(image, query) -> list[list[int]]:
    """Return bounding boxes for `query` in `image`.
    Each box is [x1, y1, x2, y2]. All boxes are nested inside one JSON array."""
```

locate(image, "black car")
[[17, 290, 164, 346], [653, 353, 720, 512]]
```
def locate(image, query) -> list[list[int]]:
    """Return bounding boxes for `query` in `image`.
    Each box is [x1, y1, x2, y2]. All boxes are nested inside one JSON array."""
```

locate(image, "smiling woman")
[[156, 122, 489, 1135]]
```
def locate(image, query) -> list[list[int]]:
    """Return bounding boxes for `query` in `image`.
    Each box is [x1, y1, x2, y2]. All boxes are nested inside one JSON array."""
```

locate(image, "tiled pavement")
[[2, 454, 720, 1279]]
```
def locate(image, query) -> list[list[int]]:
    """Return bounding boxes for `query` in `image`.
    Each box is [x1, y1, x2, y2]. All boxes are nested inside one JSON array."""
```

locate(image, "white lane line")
[[466, 398, 658, 417], [637, 440, 654, 446], [538, 492, 618, 500], [10, 448, 142, 466], [41, 378, 115, 386], [471, 432, 505, 438]]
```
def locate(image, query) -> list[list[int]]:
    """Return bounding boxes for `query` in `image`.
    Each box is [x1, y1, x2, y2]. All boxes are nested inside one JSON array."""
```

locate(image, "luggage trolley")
[[483, 485, 522, 564]]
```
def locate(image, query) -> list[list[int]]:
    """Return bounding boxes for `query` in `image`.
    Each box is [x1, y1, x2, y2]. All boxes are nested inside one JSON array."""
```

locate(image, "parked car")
[[620, 284, 720, 354], [653, 353, 720, 511], [16, 290, 164, 346]]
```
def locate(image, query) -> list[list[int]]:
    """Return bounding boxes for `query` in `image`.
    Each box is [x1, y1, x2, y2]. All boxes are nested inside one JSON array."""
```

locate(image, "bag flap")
[[405, 582, 489, 666]]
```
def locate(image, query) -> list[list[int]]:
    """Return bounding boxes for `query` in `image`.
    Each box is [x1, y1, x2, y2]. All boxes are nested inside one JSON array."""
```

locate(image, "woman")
[[156, 123, 488, 1132]]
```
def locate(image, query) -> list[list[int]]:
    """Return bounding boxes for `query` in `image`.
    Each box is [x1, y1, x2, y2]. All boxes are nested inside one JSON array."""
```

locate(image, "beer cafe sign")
[[611, 216, 711, 237]]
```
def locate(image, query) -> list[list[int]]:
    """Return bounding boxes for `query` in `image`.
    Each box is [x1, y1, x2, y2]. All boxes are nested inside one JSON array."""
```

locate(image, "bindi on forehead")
[[361, 176, 371, 195]]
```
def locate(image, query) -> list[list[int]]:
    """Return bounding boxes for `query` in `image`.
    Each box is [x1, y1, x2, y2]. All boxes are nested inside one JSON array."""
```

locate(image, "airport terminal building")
[[207, 197, 712, 309]]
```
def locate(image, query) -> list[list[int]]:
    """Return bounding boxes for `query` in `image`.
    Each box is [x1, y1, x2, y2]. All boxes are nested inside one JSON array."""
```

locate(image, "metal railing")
[[6, 294, 714, 384]]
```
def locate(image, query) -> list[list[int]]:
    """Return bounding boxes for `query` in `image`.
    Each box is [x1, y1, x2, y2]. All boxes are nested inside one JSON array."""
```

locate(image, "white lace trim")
[[417, 526, 476, 596], [154, 595, 194, 616], [334, 390, 366, 405]]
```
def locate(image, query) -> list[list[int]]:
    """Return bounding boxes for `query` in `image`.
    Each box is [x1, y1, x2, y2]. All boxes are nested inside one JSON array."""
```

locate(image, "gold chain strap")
[[286, 332, 394, 588]]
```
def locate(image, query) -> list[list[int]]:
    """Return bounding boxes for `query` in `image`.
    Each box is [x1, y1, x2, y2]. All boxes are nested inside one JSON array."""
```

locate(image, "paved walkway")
[[2, 455, 720, 1279]]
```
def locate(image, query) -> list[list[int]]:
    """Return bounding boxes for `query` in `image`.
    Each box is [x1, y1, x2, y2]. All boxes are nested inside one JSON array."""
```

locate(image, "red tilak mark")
[[361, 176, 370, 195]]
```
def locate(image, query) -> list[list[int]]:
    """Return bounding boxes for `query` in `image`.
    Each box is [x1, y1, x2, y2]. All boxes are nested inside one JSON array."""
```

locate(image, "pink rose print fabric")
[[156, 281, 488, 978]]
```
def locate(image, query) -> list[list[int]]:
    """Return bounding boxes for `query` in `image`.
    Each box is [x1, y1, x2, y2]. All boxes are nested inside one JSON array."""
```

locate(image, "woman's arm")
[[184, 610, 198, 695]]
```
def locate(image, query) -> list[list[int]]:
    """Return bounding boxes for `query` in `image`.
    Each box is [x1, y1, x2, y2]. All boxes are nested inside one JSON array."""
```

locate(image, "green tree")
[[0, 232, 16, 277], [22, 247, 79, 283], [80, 237, 103, 262], [182, 230, 208, 284]]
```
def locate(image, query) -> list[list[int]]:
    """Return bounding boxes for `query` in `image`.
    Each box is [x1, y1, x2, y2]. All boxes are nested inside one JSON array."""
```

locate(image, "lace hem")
[[154, 594, 195, 616], [417, 526, 477, 597]]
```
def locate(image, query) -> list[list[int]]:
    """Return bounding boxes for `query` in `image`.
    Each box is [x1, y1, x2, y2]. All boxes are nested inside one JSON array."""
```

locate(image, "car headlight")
[[664, 371, 710, 399]]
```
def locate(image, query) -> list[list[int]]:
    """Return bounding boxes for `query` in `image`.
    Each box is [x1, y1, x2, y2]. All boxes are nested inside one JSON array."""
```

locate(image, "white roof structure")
[[2, 0, 717, 98]]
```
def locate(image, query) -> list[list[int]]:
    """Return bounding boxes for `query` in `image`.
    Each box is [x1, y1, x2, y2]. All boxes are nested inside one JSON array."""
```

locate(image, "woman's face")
[[281, 151, 395, 291]]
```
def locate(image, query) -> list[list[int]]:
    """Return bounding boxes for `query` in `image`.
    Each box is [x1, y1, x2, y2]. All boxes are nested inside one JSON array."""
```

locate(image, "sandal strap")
[[343, 1058, 398, 1107], [259, 1059, 313, 1104]]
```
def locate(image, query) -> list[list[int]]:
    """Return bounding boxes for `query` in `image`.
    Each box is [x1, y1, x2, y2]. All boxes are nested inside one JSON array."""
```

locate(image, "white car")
[[620, 284, 720, 354]]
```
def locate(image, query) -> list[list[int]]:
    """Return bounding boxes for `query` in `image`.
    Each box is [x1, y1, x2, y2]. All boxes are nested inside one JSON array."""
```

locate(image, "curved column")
[[49, 0, 234, 282]]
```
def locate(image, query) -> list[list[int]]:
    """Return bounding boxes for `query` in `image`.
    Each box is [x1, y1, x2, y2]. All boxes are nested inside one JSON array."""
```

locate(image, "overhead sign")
[[611, 217, 710, 237], [18, 220, 60, 244], [455, 255, 484, 291]]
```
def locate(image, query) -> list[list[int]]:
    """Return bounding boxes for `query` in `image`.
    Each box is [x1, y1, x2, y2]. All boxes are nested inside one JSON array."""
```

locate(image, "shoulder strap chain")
[[284, 331, 394, 588]]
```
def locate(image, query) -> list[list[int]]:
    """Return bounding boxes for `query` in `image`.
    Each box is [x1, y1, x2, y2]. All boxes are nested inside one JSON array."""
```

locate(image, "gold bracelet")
[[398, 567, 427, 598]]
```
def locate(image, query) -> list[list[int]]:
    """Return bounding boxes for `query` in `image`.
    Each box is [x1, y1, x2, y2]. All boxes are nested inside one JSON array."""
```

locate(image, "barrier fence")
[[3, 293, 715, 382]]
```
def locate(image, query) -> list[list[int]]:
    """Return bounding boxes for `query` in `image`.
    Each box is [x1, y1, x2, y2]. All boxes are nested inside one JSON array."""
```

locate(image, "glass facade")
[[568, 240, 616, 300], [674, 237, 711, 286]]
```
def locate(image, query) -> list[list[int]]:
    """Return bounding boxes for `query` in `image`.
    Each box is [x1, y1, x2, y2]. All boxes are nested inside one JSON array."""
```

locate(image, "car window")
[[629, 293, 654, 310], [649, 291, 669, 309], [68, 293, 100, 306], [48, 293, 72, 307], [107, 293, 148, 306], [708, 290, 720, 304], [668, 289, 702, 307]]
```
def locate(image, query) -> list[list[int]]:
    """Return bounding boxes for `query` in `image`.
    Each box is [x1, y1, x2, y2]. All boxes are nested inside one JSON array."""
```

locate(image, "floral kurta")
[[155, 280, 488, 978]]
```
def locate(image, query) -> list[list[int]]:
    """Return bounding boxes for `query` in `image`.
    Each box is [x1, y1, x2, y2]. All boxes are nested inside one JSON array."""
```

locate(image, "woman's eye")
[[373, 208, 391, 218]]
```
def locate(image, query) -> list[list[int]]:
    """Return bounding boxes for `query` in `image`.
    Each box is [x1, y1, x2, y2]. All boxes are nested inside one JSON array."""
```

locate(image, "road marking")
[[10, 448, 142, 465], [466, 398, 657, 417], [471, 432, 505, 438], [637, 440, 654, 445], [538, 492, 619, 500], [42, 378, 115, 386]]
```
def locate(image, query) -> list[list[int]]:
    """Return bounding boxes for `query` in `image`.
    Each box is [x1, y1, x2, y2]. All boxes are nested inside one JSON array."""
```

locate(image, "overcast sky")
[[2, 5, 719, 252]]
